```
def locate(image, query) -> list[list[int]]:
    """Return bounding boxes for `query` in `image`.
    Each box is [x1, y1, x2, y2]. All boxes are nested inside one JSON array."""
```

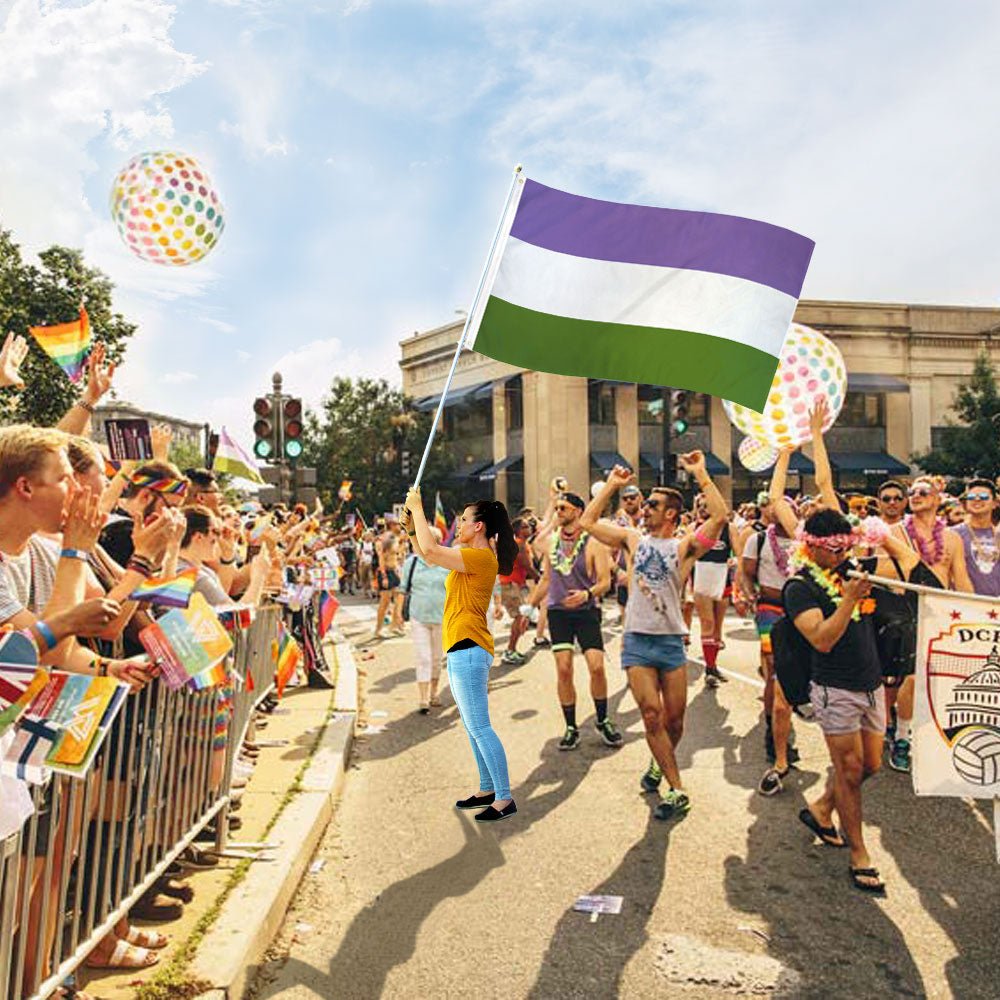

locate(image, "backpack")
[[871, 557, 942, 682], [772, 575, 824, 717]]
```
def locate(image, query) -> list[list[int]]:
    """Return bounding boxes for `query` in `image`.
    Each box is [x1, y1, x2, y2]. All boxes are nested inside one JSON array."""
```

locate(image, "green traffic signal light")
[[254, 439, 273, 459], [673, 418, 689, 435], [285, 439, 303, 460]]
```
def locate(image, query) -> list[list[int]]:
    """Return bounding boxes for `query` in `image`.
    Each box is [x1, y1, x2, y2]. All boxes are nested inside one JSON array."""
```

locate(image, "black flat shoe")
[[456, 792, 495, 810], [475, 801, 517, 822]]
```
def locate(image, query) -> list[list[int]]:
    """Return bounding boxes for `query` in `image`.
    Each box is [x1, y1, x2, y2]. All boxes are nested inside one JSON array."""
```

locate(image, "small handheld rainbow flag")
[[317, 590, 339, 640], [434, 492, 448, 535], [29, 305, 92, 383], [128, 568, 197, 608], [272, 624, 302, 698]]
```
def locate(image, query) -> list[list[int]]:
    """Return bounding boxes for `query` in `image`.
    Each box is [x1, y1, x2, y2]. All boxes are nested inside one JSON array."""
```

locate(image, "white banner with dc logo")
[[913, 591, 1000, 799]]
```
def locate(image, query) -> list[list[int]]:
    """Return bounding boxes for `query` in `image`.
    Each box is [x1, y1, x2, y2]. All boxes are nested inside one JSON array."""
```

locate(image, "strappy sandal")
[[850, 867, 887, 896], [798, 807, 846, 848], [122, 926, 169, 950], [85, 939, 160, 970]]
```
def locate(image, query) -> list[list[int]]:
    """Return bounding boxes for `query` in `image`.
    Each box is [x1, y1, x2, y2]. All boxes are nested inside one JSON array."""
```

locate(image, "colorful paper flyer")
[[139, 592, 233, 690], [104, 418, 153, 461], [45, 677, 128, 775]]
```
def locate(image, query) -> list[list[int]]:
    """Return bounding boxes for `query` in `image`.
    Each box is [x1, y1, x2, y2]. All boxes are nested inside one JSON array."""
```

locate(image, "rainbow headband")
[[130, 473, 188, 496]]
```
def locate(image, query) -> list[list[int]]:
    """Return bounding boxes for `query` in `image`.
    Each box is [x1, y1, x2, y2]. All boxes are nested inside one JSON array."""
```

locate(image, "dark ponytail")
[[469, 498, 518, 575]]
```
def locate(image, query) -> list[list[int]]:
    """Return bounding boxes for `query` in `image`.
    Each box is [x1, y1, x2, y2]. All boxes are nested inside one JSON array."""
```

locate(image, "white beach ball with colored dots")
[[110, 151, 225, 266], [737, 435, 779, 473], [722, 324, 846, 449]]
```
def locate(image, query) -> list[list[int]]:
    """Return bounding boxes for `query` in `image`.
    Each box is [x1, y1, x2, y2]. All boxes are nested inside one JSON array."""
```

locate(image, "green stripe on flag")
[[475, 297, 779, 411]]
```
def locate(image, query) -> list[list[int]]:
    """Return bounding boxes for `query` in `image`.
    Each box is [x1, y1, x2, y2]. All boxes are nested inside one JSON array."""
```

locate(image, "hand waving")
[[61, 487, 103, 552], [82, 342, 116, 406], [0, 332, 29, 389]]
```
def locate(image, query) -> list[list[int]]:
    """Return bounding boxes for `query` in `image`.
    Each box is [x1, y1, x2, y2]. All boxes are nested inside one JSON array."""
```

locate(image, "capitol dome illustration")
[[944, 646, 1000, 738]]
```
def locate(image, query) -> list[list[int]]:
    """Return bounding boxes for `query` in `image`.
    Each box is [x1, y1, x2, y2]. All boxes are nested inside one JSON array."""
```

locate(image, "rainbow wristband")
[[35, 620, 57, 652]]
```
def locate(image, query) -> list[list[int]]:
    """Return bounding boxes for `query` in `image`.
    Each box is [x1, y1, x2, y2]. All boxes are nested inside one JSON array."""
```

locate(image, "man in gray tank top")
[[582, 452, 728, 820], [528, 492, 621, 751]]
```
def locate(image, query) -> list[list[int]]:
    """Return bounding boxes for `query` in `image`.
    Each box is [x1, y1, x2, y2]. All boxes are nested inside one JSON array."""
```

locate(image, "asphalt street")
[[248, 598, 1000, 1000]]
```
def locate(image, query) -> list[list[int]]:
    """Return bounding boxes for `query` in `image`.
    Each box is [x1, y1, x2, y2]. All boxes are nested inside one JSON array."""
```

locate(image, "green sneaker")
[[596, 717, 624, 748], [654, 788, 691, 821], [640, 759, 663, 794]]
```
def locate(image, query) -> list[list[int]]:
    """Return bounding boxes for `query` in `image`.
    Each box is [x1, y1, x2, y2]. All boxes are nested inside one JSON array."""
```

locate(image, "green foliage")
[[0, 229, 137, 427], [913, 351, 1000, 479], [169, 438, 208, 473], [304, 376, 455, 520]]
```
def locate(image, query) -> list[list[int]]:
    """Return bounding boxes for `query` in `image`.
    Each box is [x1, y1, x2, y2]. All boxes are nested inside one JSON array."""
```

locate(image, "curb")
[[190, 645, 357, 1000]]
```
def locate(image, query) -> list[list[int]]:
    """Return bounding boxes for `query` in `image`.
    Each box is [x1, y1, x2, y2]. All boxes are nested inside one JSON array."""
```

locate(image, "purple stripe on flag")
[[510, 179, 814, 298]]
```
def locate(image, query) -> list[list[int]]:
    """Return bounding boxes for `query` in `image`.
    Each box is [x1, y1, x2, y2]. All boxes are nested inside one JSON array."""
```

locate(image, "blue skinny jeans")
[[447, 644, 511, 800]]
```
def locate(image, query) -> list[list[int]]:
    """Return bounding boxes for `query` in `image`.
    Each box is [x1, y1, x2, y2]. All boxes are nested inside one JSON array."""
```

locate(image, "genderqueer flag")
[[29, 305, 92, 383], [464, 177, 815, 411], [213, 426, 264, 484]]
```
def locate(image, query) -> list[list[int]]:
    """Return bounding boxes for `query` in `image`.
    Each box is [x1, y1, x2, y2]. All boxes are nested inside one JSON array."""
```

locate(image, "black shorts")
[[548, 608, 604, 653], [377, 569, 400, 592]]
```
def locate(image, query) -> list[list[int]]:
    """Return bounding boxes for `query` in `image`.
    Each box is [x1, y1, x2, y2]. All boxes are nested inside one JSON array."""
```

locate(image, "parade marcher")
[[885, 475, 973, 771], [877, 480, 907, 527], [582, 452, 728, 819], [404, 490, 518, 821], [953, 479, 1000, 597], [399, 524, 450, 713], [528, 491, 623, 750], [499, 517, 539, 665], [372, 515, 404, 639], [612, 484, 643, 627], [781, 506, 887, 895], [691, 492, 731, 688]]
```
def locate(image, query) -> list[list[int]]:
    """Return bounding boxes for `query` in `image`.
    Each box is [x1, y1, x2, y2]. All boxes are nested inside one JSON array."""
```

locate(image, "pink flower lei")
[[904, 514, 945, 565], [766, 524, 791, 578]]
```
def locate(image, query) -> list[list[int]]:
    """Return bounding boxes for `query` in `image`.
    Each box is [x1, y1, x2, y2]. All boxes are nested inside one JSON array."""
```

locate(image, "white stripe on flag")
[[489, 237, 798, 354]]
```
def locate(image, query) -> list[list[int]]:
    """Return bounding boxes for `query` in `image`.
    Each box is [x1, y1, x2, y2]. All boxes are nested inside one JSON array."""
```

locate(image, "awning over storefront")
[[829, 451, 909, 476], [641, 451, 729, 476], [412, 379, 493, 412], [846, 374, 909, 393], [591, 451, 630, 474], [477, 454, 523, 481], [787, 452, 815, 475]]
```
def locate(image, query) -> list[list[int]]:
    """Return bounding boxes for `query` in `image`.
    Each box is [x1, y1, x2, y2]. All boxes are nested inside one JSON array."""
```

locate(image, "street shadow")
[[867, 777, 1000, 1000]]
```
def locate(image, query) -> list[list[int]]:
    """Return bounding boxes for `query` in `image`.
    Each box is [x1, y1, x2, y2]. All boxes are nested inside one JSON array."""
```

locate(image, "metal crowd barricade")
[[0, 604, 282, 1000]]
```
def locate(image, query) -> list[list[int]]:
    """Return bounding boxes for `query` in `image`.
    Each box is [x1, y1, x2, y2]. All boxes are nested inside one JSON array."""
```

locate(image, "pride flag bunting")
[[128, 568, 198, 608], [30, 306, 92, 383]]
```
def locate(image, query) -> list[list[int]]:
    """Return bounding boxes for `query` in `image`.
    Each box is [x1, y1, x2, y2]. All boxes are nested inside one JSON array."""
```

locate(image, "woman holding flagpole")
[[403, 488, 519, 821]]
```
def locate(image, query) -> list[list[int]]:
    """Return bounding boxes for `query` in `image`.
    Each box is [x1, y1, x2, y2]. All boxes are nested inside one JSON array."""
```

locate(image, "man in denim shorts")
[[782, 508, 887, 896]]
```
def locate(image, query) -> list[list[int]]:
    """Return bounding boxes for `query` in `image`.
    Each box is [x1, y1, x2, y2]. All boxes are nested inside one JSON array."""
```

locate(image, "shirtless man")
[[885, 475, 972, 771], [373, 515, 405, 638]]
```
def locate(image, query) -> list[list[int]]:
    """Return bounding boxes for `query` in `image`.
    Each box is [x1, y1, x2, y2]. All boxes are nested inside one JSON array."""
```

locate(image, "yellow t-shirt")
[[442, 547, 499, 655]]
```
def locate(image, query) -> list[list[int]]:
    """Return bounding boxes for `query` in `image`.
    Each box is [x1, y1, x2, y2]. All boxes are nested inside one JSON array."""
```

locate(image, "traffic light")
[[283, 397, 303, 460], [401, 449, 411, 479], [207, 431, 220, 466], [253, 397, 276, 460], [670, 390, 689, 436]]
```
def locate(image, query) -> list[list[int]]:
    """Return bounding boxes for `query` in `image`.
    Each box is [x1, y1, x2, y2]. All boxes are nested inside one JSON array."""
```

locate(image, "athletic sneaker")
[[558, 725, 581, 751], [704, 667, 728, 686], [883, 724, 896, 753], [501, 650, 526, 665], [889, 737, 911, 773], [533, 637, 551, 649], [596, 718, 624, 748], [640, 759, 663, 794], [654, 789, 690, 820], [757, 766, 788, 796]]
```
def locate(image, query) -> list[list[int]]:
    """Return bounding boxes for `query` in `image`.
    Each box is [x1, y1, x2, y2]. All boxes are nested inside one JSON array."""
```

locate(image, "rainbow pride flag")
[[30, 306, 92, 383], [273, 625, 302, 698], [317, 590, 339, 639], [128, 568, 197, 608]]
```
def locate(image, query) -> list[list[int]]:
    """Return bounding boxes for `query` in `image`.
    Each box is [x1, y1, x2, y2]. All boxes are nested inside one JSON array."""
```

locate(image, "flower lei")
[[792, 547, 876, 620], [766, 524, 791, 578], [550, 530, 588, 576], [904, 514, 945, 566]]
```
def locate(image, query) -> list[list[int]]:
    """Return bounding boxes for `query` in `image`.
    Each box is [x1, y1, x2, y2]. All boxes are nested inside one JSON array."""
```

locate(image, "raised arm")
[[809, 397, 840, 512], [56, 342, 115, 437], [581, 465, 639, 555], [677, 451, 728, 562], [768, 448, 801, 537], [404, 487, 468, 573]]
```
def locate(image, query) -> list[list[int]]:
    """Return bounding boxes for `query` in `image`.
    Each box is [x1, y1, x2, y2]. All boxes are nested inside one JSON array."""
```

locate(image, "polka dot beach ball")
[[723, 324, 846, 449], [110, 151, 225, 266], [737, 435, 779, 473]]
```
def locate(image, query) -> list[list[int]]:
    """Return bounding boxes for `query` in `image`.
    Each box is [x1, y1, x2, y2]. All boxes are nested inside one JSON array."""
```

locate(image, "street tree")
[[913, 350, 1000, 479], [305, 377, 455, 518], [0, 229, 137, 427]]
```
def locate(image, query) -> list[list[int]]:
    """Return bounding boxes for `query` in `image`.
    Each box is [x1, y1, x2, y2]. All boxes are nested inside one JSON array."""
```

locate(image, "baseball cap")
[[622, 485, 640, 497]]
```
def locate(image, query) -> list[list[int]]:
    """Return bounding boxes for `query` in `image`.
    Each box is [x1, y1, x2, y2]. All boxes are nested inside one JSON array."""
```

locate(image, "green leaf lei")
[[550, 531, 588, 576], [793, 547, 861, 622]]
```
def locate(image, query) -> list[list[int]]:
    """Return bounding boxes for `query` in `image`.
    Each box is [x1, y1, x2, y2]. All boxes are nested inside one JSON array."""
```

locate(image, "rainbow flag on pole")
[[273, 624, 302, 698], [30, 305, 92, 383], [434, 492, 448, 535], [128, 568, 197, 609], [317, 590, 339, 639]]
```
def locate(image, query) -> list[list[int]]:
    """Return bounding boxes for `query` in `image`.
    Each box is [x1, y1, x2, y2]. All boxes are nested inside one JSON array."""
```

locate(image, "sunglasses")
[[879, 494, 905, 503], [642, 498, 664, 510], [908, 486, 934, 498], [964, 491, 993, 502], [554, 504, 578, 513]]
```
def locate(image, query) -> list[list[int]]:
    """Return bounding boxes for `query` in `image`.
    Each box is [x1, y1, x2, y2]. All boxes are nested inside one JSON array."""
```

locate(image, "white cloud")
[[201, 317, 238, 334], [236, 349, 251, 362], [161, 370, 198, 384], [342, 0, 371, 15]]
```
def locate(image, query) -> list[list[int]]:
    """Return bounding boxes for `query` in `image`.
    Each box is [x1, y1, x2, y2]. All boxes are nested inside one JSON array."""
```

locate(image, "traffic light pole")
[[660, 386, 672, 487]]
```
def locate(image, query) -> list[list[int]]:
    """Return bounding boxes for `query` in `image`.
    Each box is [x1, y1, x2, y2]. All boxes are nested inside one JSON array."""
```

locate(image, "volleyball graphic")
[[952, 729, 1000, 785]]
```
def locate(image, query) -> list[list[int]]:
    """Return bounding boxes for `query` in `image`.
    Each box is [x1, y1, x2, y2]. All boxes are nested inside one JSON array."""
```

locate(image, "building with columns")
[[399, 299, 1000, 510]]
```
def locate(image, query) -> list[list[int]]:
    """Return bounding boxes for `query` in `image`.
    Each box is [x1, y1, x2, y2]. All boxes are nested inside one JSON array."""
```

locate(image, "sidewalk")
[[79, 633, 354, 1000]]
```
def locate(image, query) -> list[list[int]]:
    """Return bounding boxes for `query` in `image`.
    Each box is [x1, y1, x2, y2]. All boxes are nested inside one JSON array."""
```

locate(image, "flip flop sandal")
[[156, 878, 194, 903], [85, 939, 160, 970], [123, 926, 169, 950], [131, 893, 183, 922], [850, 867, 887, 896], [798, 807, 846, 848]]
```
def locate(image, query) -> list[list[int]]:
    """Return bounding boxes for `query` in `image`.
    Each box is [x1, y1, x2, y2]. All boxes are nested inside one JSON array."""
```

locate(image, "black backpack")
[[772, 576, 824, 716]]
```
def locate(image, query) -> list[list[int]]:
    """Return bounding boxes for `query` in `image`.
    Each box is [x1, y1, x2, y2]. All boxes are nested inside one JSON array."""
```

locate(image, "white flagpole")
[[847, 570, 1000, 606], [412, 165, 523, 490]]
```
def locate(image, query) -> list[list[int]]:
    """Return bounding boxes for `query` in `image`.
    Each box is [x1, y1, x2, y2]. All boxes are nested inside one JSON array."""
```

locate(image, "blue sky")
[[2, 0, 1000, 444]]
